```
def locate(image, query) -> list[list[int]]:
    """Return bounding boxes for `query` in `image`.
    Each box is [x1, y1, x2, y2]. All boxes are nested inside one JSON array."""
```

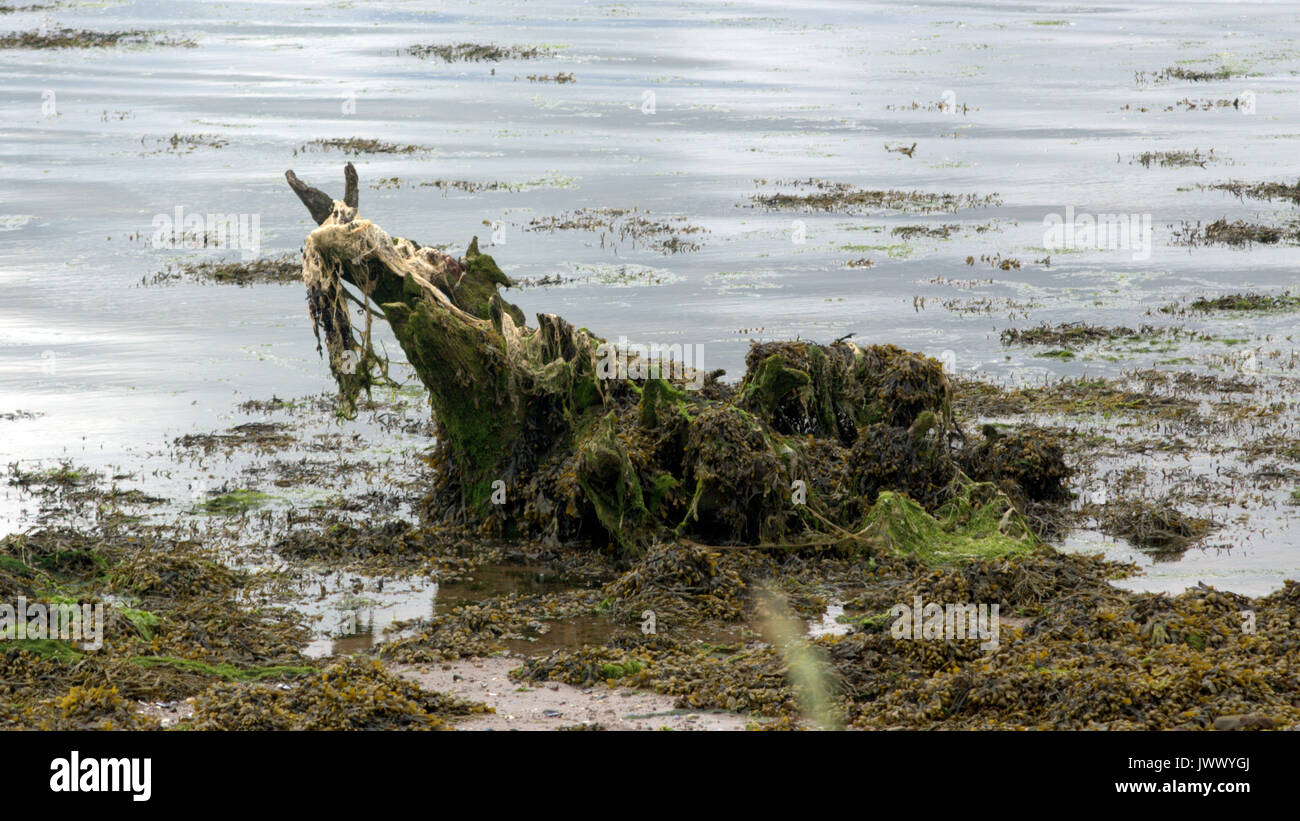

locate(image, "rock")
[[1213, 714, 1275, 731]]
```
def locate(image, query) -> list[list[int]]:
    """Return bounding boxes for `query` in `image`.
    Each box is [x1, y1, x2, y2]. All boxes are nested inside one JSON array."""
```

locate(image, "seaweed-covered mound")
[[735, 340, 951, 440], [287, 165, 1072, 558], [192, 657, 489, 730], [602, 541, 753, 621]]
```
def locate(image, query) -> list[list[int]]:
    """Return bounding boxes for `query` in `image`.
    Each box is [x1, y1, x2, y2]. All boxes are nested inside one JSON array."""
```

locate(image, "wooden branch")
[[344, 162, 358, 209], [285, 162, 358, 225]]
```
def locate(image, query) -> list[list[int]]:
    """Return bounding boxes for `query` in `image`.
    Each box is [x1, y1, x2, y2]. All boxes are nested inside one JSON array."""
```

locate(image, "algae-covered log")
[[286, 166, 1071, 557]]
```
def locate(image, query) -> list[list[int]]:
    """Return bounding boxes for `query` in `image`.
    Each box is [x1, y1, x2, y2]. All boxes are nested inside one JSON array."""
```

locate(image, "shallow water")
[[3, 0, 1300, 597]]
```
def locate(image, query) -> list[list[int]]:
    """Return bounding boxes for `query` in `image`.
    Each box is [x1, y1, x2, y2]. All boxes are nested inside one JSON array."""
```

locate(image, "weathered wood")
[[285, 165, 347, 226]]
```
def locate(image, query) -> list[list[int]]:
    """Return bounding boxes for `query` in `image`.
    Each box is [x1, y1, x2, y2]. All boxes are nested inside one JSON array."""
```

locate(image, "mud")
[[394, 656, 753, 730], [4, 352, 1298, 731]]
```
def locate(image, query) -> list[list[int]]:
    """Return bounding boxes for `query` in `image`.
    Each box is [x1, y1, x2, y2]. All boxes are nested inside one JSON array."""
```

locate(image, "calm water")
[[3, 0, 1300, 597]]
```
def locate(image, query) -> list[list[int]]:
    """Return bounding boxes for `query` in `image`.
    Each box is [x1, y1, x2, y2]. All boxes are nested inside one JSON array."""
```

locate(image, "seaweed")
[[0, 28, 193, 49], [1171, 218, 1297, 247], [1100, 497, 1217, 555], [405, 43, 553, 62], [191, 657, 489, 730], [1208, 178, 1300, 205], [750, 178, 1000, 215], [143, 254, 300, 287]]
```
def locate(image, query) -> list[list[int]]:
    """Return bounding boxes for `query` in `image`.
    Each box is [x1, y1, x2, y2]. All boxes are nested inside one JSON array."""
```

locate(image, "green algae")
[[859, 478, 1037, 565], [197, 488, 271, 515], [2, 639, 83, 663], [131, 656, 316, 682]]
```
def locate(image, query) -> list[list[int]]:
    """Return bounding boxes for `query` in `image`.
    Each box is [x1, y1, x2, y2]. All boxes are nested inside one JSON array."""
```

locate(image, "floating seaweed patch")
[[1183, 291, 1300, 313], [1000, 322, 1201, 350], [405, 42, 554, 62], [1099, 496, 1218, 556], [1136, 65, 1241, 84], [1206, 178, 1300, 205], [142, 254, 300, 287], [1131, 149, 1219, 168], [295, 138, 428, 156], [527, 207, 707, 254], [140, 133, 228, 155], [750, 178, 1000, 215], [1170, 218, 1299, 247], [525, 72, 575, 83], [0, 28, 194, 49]]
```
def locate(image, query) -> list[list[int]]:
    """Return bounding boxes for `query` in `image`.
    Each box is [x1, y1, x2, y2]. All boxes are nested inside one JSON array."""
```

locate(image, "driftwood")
[[285, 166, 1070, 554]]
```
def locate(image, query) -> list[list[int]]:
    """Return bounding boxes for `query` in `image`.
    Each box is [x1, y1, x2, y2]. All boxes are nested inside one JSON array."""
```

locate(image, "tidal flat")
[[2, 0, 1300, 731]]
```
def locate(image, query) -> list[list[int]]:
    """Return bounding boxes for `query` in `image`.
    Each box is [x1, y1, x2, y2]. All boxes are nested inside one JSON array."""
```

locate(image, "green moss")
[[460, 238, 525, 324], [577, 414, 648, 551], [571, 371, 603, 413], [738, 353, 821, 428], [396, 298, 520, 512], [638, 377, 688, 428]]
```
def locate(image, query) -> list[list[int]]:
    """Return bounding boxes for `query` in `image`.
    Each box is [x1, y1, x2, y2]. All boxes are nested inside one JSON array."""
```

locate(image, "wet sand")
[[393, 656, 752, 731]]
